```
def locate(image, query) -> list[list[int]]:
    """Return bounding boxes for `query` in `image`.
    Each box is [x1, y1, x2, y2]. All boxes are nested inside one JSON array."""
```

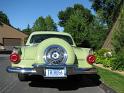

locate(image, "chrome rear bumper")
[[7, 65, 97, 75]]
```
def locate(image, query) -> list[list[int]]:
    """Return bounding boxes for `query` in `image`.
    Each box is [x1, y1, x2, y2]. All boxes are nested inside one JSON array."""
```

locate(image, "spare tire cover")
[[37, 38, 75, 65]]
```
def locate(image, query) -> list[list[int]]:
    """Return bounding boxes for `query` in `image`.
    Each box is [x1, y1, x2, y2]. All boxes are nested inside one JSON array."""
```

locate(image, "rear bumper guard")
[[7, 67, 37, 74]]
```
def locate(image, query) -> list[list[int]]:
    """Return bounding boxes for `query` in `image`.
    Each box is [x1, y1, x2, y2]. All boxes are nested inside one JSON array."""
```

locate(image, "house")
[[0, 22, 28, 50]]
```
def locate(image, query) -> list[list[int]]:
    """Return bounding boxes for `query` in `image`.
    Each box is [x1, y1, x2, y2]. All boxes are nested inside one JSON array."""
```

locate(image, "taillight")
[[87, 55, 96, 64], [10, 53, 20, 64]]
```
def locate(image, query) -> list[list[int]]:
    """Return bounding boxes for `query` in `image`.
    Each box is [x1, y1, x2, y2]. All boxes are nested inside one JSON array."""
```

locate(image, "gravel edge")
[[99, 83, 117, 93]]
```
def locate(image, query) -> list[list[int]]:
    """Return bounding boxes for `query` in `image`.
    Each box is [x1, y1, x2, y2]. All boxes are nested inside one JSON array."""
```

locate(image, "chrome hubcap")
[[44, 45, 67, 65]]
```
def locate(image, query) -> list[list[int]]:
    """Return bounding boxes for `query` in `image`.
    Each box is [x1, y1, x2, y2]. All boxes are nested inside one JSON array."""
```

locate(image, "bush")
[[95, 49, 114, 67], [95, 48, 124, 71], [95, 48, 109, 56], [103, 57, 115, 67], [95, 49, 110, 63], [111, 49, 124, 71]]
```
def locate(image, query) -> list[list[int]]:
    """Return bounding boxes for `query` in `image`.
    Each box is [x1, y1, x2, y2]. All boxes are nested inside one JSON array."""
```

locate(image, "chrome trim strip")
[[32, 64, 77, 68]]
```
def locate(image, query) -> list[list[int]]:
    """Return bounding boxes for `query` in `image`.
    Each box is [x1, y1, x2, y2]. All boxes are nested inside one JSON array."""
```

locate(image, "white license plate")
[[45, 68, 66, 77]]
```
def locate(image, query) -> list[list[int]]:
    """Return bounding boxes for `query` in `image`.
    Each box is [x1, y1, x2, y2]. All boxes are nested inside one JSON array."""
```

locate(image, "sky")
[[0, 0, 94, 31]]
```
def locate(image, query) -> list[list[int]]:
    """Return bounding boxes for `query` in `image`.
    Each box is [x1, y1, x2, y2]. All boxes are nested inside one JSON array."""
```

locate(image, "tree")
[[45, 16, 57, 31], [64, 10, 92, 44], [22, 24, 32, 35], [58, 4, 93, 45], [58, 7, 73, 27], [58, 4, 108, 50], [58, 4, 93, 27], [112, 6, 124, 52], [32, 16, 57, 31], [16, 27, 21, 31], [90, 0, 122, 28], [0, 11, 11, 26], [32, 16, 47, 31], [87, 18, 108, 49]]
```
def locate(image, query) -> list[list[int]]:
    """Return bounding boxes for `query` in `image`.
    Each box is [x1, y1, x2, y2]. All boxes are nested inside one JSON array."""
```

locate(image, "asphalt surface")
[[0, 54, 105, 93]]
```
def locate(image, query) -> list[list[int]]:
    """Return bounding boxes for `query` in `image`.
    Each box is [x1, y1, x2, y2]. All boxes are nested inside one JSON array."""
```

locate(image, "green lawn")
[[96, 67, 124, 93]]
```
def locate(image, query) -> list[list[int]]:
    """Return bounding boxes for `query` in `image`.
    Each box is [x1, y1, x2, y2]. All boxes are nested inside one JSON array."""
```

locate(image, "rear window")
[[30, 34, 73, 45]]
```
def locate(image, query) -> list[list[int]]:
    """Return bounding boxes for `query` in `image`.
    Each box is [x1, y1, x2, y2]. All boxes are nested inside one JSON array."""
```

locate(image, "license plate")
[[45, 68, 66, 77]]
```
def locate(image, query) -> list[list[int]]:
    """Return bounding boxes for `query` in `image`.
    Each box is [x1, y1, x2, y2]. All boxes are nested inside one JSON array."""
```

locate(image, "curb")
[[99, 83, 117, 93]]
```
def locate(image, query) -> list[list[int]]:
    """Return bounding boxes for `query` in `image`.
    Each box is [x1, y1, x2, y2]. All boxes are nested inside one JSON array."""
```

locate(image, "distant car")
[[7, 31, 96, 81]]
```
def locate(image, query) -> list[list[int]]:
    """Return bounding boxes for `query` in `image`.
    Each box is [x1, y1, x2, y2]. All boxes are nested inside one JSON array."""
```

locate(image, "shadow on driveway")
[[29, 74, 101, 91]]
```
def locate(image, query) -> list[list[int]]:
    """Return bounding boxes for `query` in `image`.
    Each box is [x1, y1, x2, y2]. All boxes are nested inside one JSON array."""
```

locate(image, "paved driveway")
[[0, 54, 105, 93]]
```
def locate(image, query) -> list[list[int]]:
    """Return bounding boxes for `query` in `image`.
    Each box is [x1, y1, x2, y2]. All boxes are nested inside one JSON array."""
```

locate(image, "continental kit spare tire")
[[36, 38, 75, 65]]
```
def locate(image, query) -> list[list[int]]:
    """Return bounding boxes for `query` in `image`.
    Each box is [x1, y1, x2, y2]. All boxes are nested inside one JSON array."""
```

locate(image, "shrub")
[[95, 49, 110, 64], [103, 57, 115, 67], [96, 48, 110, 56], [95, 48, 115, 68], [111, 49, 124, 71], [95, 48, 124, 71]]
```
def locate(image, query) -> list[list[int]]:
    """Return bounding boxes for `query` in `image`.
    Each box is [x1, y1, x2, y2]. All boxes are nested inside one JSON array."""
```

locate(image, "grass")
[[96, 67, 124, 93]]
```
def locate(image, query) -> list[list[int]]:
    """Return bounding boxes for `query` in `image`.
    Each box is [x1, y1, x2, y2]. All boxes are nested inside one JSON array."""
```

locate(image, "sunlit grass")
[[96, 67, 124, 93]]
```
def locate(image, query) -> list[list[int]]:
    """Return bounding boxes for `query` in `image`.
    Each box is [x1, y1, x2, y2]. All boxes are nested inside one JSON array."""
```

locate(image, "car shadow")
[[29, 74, 101, 91]]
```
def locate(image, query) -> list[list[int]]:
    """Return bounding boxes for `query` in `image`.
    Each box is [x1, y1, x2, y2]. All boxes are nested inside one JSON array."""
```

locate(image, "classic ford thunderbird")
[[7, 31, 96, 81]]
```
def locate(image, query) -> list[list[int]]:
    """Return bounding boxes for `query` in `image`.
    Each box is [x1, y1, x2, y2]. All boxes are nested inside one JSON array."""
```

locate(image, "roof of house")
[[0, 22, 28, 39]]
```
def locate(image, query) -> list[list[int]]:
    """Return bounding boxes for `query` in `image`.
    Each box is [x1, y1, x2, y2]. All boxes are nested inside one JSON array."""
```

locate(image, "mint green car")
[[7, 31, 96, 81]]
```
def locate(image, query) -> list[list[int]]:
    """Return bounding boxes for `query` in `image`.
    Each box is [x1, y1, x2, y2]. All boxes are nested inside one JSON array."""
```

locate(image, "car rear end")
[[7, 31, 97, 80]]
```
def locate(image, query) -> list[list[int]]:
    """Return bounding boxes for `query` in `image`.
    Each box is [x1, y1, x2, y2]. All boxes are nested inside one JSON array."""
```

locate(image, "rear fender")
[[11, 46, 38, 68], [73, 47, 93, 68]]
